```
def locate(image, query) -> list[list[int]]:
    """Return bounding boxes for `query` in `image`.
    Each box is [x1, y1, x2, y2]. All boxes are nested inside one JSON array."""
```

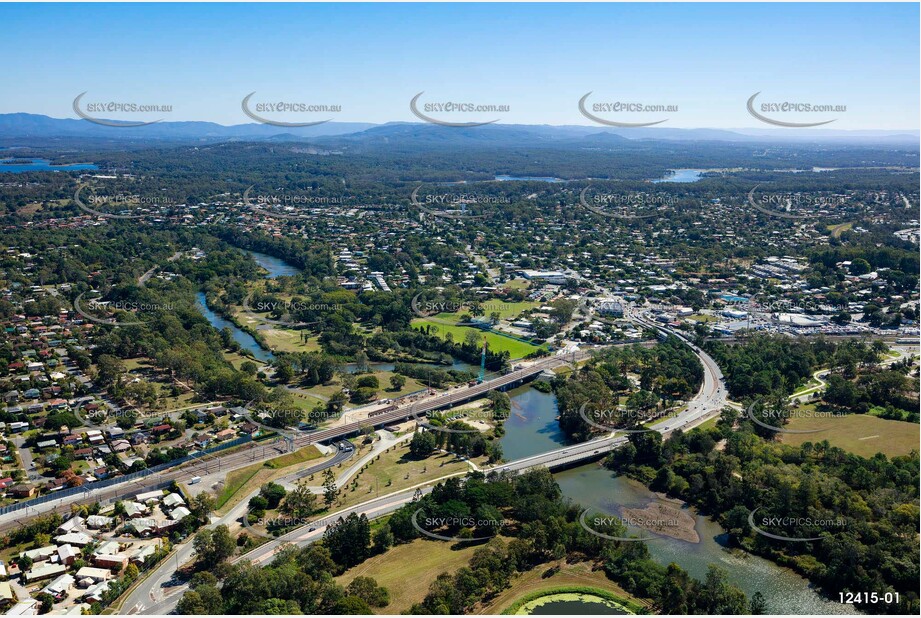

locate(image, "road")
[[122, 441, 356, 614], [129, 323, 727, 614], [0, 352, 584, 529]]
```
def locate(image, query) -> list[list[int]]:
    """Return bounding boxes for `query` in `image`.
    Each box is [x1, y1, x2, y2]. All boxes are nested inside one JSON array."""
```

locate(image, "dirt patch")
[[621, 502, 699, 543]]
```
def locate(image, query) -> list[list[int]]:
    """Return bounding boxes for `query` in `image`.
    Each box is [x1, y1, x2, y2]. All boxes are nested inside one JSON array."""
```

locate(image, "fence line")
[[0, 435, 252, 515]]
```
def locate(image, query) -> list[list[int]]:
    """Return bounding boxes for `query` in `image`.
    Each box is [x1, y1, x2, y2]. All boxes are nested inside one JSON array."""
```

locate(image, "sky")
[[1, 2, 918, 130]]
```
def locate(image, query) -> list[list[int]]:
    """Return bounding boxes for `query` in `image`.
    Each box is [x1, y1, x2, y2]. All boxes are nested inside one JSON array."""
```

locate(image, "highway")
[[127, 325, 728, 614], [0, 353, 583, 531]]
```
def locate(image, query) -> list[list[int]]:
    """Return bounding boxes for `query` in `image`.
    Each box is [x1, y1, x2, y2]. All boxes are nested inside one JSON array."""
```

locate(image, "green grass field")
[[412, 319, 541, 359], [335, 539, 480, 613], [215, 444, 326, 512], [780, 413, 919, 458], [327, 441, 477, 511]]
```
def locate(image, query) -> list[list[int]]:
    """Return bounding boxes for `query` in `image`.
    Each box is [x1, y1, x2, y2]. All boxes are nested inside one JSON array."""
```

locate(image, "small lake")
[[651, 169, 704, 183], [500, 385, 568, 460], [555, 466, 858, 615], [522, 594, 630, 615], [0, 158, 99, 173]]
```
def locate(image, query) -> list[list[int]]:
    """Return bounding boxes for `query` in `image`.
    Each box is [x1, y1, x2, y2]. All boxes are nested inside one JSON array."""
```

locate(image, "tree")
[[372, 525, 394, 554], [323, 512, 371, 569], [193, 525, 235, 565], [259, 482, 287, 509], [275, 361, 294, 384], [322, 468, 338, 507], [355, 375, 379, 389], [176, 590, 206, 614], [409, 431, 437, 459], [389, 374, 406, 391], [190, 492, 216, 523], [334, 596, 372, 614], [750, 591, 768, 615], [346, 576, 390, 607], [35, 592, 55, 614], [282, 479, 318, 519]]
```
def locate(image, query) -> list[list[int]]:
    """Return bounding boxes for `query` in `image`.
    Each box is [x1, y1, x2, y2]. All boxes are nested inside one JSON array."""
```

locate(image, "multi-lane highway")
[[126, 325, 728, 614], [0, 353, 586, 531]]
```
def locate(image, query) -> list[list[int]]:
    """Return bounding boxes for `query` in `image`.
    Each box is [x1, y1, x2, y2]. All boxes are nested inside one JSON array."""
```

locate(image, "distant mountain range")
[[0, 113, 917, 147]]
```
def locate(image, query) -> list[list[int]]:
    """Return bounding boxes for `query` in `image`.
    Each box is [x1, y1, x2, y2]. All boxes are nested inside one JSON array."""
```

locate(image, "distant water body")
[[651, 169, 704, 183], [0, 158, 98, 173], [495, 175, 565, 183]]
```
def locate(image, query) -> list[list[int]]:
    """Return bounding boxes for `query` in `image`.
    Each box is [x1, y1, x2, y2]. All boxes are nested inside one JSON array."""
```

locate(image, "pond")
[[519, 592, 631, 615], [195, 291, 274, 363], [495, 175, 565, 183], [193, 249, 297, 363]]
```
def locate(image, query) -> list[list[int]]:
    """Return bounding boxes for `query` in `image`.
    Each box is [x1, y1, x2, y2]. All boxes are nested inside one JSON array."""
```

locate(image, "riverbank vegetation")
[[605, 410, 919, 614]]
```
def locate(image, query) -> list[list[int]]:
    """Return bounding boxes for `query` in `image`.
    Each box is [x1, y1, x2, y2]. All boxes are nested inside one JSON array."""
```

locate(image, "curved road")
[[129, 325, 726, 614]]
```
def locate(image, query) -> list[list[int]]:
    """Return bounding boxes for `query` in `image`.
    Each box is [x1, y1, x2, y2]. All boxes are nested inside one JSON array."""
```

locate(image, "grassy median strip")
[[215, 445, 326, 512]]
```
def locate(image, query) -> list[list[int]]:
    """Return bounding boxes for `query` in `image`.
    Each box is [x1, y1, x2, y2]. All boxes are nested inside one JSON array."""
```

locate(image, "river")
[[197, 250, 476, 372], [194, 249, 297, 363], [498, 385, 857, 615], [196, 291, 274, 363]]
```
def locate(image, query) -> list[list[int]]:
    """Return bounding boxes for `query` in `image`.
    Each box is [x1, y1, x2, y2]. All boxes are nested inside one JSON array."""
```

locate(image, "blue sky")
[[2, 3, 918, 129]]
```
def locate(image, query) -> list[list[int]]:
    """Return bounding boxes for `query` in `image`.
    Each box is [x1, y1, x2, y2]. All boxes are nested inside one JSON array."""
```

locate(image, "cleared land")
[[780, 413, 919, 458], [335, 538, 481, 613]]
